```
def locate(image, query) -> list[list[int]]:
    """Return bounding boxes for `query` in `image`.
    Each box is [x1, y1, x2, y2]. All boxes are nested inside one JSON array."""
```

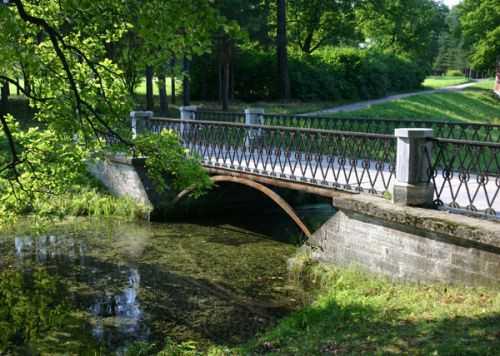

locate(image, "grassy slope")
[[226, 262, 499, 355], [422, 76, 473, 89], [472, 78, 496, 90], [331, 88, 500, 124]]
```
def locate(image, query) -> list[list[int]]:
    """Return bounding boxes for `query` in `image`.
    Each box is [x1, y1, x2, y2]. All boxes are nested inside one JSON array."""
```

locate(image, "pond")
[[0, 204, 334, 353]]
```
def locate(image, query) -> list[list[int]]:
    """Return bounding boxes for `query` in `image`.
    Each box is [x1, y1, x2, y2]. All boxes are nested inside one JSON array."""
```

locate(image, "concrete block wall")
[[308, 194, 499, 286]]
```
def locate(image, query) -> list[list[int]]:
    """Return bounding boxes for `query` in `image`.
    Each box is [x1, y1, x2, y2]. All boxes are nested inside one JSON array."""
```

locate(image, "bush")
[[445, 69, 464, 77], [191, 46, 427, 102]]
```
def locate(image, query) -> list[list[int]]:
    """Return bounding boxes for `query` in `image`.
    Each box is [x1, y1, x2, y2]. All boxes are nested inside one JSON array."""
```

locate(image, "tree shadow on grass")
[[250, 297, 499, 355]]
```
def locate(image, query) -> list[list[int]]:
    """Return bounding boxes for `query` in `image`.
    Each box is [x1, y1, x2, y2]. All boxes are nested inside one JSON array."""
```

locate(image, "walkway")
[[304, 80, 485, 116]]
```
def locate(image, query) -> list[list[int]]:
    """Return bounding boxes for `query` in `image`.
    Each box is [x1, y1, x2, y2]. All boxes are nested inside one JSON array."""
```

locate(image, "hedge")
[[190, 46, 427, 102]]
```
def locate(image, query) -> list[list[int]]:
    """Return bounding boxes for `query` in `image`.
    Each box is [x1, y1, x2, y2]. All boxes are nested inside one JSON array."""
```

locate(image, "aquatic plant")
[[0, 268, 69, 351]]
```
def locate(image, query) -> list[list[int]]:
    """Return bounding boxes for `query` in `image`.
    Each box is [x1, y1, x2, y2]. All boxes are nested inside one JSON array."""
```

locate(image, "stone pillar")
[[179, 106, 197, 138], [130, 111, 153, 138], [179, 106, 197, 121], [392, 128, 434, 207], [244, 108, 265, 146]]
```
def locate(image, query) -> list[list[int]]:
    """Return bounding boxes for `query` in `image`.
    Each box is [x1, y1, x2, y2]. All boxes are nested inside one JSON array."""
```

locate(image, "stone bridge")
[[89, 110, 499, 287]]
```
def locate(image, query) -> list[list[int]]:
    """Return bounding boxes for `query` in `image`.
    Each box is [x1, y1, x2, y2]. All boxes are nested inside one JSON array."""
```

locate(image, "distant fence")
[[192, 110, 499, 143]]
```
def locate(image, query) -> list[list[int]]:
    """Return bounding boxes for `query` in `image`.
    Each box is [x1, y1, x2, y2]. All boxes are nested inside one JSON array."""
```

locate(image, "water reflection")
[[0, 217, 314, 352], [10, 232, 148, 345]]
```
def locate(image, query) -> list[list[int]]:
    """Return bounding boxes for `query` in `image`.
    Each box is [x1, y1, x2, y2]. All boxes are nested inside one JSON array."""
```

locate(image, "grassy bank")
[[422, 76, 473, 89], [223, 257, 499, 355], [0, 180, 151, 229], [331, 87, 500, 124]]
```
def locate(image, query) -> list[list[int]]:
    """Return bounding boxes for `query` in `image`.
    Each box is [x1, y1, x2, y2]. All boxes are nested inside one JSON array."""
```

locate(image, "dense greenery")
[[0, 0, 215, 225], [192, 47, 426, 102], [457, 0, 500, 71]]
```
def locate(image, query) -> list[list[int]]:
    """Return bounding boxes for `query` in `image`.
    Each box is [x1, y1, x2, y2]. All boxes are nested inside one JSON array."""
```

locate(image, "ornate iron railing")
[[425, 138, 499, 216], [193, 110, 499, 143], [140, 118, 397, 195], [138, 117, 499, 218]]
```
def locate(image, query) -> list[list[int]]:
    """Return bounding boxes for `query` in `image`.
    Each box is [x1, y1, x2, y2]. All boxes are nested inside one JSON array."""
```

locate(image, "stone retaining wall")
[[307, 194, 499, 286]]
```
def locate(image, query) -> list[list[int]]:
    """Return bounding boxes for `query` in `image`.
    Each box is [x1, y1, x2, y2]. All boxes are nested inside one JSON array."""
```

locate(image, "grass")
[[472, 78, 496, 90], [331, 88, 500, 124], [422, 76, 473, 89], [221, 257, 500, 355]]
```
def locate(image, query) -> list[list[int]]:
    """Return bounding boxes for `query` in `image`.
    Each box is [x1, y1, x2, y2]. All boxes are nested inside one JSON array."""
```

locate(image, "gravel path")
[[303, 79, 485, 116]]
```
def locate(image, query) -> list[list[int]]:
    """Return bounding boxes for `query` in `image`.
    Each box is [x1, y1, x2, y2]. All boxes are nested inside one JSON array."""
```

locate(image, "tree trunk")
[[230, 58, 235, 101], [171, 55, 176, 105], [158, 74, 168, 116], [183, 56, 190, 106], [277, 0, 291, 101], [146, 65, 154, 111], [1, 82, 9, 114], [221, 37, 231, 111], [218, 61, 222, 105], [16, 78, 20, 96]]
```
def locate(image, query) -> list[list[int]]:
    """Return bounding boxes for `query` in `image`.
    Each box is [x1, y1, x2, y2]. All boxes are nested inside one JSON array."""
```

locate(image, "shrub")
[[191, 47, 427, 102], [445, 69, 464, 77]]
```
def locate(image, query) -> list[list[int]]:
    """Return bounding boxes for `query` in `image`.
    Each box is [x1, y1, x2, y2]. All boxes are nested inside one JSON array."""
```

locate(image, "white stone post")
[[130, 111, 153, 139], [179, 106, 197, 137], [179, 106, 197, 121], [392, 128, 434, 206], [244, 108, 265, 147]]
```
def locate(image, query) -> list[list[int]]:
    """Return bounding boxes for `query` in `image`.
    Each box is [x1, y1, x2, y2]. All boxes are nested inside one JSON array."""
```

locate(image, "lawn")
[[225, 260, 500, 355], [330, 88, 500, 124], [422, 76, 473, 89], [472, 78, 496, 90]]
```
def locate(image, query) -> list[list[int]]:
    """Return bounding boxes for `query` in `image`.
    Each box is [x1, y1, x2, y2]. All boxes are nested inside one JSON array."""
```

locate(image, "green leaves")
[[133, 129, 213, 198], [457, 0, 500, 70]]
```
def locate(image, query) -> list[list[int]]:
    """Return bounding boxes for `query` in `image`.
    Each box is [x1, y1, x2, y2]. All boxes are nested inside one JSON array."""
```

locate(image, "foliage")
[[355, 0, 447, 67], [232, 258, 500, 355], [445, 70, 465, 77], [0, 1, 214, 223], [287, 0, 358, 54], [191, 46, 426, 102], [133, 130, 213, 197], [0, 268, 69, 351], [457, 0, 500, 71]]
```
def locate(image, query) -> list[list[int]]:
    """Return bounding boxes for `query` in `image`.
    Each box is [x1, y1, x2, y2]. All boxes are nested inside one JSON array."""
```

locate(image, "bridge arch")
[[172, 175, 312, 239]]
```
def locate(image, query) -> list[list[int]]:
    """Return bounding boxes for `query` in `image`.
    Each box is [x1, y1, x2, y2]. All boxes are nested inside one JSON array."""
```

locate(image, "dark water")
[[0, 205, 334, 352]]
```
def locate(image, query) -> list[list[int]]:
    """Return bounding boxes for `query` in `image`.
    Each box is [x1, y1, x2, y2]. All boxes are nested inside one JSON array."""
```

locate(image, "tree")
[[0, 0, 216, 222], [277, 0, 290, 101], [288, 0, 358, 54], [356, 0, 447, 67], [457, 0, 500, 71]]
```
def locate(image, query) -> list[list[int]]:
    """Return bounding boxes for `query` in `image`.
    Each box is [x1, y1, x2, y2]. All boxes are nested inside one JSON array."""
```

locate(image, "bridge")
[[90, 108, 500, 287], [132, 109, 499, 223]]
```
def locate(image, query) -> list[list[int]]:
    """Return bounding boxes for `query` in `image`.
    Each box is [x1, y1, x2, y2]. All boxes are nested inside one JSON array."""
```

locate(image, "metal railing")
[[140, 117, 397, 195], [425, 138, 499, 215], [138, 116, 499, 218], [192, 110, 500, 143]]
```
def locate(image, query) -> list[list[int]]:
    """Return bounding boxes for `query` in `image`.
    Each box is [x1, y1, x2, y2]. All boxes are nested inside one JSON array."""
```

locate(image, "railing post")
[[392, 128, 434, 207], [245, 108, 265, 146], [130, 111, 153, 139], [179, 106, 197, 121]]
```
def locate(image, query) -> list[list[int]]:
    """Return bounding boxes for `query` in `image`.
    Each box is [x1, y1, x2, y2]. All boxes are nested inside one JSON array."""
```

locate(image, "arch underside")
[[172, 175, 312, 239]]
